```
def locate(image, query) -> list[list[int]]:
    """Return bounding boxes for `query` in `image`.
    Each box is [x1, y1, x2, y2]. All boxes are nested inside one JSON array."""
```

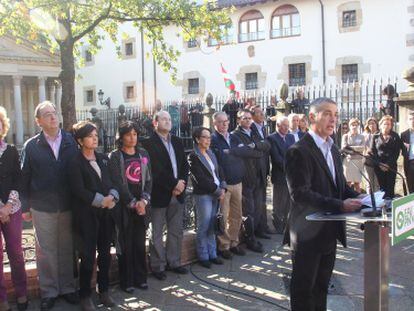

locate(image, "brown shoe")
[[99, 292, 115, 307], [80, 298, 96, 311]]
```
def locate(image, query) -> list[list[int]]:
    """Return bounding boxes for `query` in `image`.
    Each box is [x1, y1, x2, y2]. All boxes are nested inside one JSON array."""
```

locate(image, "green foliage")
[[0, 0, 231, 80]]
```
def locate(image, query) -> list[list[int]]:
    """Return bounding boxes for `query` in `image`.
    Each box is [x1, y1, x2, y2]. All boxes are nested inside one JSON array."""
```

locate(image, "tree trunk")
[[59, 39, 77, 131]]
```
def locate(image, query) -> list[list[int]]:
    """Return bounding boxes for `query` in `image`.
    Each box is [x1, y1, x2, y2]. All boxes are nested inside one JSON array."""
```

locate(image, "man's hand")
[[135, 200, 146, 215], [102, 195, 115, 209], [342, 198, 362, 213], [175, 180, 186, 193], [22, 212, 32, 222], [379, 163, 390, 172]]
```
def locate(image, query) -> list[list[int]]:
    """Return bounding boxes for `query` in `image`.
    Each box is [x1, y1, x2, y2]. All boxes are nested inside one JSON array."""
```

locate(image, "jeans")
[[194, 194, 218, 261]]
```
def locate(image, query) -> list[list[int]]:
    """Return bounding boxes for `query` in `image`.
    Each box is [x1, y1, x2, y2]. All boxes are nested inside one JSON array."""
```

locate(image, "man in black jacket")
[[401, 112, 414, 193], [232, 109, 270, 253], [20, 101, 79, 310], [285, 98, 362, 311], [141, 111, 189, 280]]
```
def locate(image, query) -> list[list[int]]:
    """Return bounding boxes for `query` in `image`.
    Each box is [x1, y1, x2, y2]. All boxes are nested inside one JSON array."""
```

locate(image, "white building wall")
[[75, 0, 413, 110]]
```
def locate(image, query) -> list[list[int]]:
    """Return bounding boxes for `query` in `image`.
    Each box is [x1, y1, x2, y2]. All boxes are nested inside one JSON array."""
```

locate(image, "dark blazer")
[[20, 130, 78, 213], [68, 151, 119, 212], [232, 126, 268, 187], [267, 132, 295, 184], [251, 123, 271, 183], [188, 147, 227, 196], [400, 129, 411, 172], [0, 144, 21, 203], [141, 132, 189, 207], [285, 133, 359, 251], [370, 131, 404, 169]]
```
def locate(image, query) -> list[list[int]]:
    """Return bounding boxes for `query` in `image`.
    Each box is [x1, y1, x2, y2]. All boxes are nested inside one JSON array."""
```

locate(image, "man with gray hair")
[[20, 101, 79, 310], [267, 116, 295, 233], [288, 113, 305, 142], [141, 110, 189, 280], [285, 98, 363, 310]]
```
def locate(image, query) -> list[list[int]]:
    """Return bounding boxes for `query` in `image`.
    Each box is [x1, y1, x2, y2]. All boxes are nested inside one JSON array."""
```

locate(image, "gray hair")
[[288, 113, 299, 122], [309, 97, 337, 114], [34, 101, 56, 118], [153, 110, 170, 122], [213, 111, 228, 121], [276, 116, 289, 126]]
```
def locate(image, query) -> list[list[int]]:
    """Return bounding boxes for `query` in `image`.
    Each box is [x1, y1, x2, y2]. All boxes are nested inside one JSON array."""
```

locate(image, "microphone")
[[341, 146, 381, 217]]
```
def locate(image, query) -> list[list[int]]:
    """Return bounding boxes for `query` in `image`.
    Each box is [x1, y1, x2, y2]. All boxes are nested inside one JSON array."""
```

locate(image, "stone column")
[[12, 76, 24, 145], [38, 76, 46, 102], [55, 81, 63, 124], [27, 87, 35, 136], [203, 93, 215, 130], [3, 81, 13, 142]]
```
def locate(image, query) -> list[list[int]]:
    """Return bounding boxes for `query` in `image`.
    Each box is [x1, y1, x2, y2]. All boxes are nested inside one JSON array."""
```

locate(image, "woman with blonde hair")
[[0, 106, 28, 311], [341, 118, 365, 192], [363, 117, 380, 192], [370, 115, 404, 198]]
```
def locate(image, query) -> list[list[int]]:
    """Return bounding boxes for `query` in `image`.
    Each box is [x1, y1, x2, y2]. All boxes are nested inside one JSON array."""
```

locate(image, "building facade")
[[0, 36, 62, 145], [75, 0, 413, 111]]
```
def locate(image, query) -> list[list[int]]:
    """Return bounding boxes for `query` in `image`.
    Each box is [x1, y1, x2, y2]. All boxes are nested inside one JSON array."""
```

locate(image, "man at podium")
[[285, 97, 363, 311]]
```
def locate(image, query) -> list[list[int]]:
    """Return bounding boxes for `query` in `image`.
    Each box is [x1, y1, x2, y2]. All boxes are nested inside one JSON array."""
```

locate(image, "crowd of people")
[[0, 92, 411, 311]]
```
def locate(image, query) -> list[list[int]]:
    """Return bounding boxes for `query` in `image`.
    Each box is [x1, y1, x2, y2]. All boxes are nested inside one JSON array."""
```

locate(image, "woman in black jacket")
[[0, 107, 27, 311], [188, 127, 226, 268], [68, 121, 119, 311], [108, 121, 152, 293], [370, 115, 405, 198]]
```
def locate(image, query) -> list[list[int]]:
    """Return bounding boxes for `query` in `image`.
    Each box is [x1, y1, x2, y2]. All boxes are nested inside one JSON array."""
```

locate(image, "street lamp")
[[98, 89, 111, 108]]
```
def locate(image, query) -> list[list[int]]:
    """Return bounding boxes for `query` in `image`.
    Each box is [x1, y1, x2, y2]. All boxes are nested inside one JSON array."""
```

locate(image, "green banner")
[[392, 194, 414, 246]]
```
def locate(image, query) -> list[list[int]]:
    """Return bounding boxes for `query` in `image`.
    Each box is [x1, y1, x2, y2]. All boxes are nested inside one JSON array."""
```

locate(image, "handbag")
[[214, 202, 225, 236]]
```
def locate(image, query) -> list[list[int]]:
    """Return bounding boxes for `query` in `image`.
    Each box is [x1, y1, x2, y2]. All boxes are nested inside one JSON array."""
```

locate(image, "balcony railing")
[[238, 31, 265, 43], [208, 35, 234, 46], [271, 26, 301, 38]]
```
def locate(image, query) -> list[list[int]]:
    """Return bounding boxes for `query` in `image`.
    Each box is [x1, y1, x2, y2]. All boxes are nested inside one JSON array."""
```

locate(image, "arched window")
[[239, 10, 265, 43], [271, 5, 300, 38]]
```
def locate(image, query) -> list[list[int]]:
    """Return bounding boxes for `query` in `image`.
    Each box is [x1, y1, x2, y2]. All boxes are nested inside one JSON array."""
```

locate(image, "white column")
[[38, 76, 46, 102], [28, 87, 35, 136], [12, 75, 24, 145], [56, 81, 63, 123], [49, 82, 56, 103], [3, 81, 13, 142]]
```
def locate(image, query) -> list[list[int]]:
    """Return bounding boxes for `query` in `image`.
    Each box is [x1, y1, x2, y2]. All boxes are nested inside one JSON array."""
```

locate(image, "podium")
[[307, 211, 391, 311]]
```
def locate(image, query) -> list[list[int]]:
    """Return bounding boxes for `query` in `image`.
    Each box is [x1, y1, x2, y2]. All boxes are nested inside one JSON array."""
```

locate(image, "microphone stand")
[[341, 149, 382, 217]]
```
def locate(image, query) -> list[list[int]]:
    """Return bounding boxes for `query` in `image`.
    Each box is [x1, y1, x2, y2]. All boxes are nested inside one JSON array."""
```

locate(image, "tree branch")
[[72, 2, 113, 42], [107, 15, 188, 22]]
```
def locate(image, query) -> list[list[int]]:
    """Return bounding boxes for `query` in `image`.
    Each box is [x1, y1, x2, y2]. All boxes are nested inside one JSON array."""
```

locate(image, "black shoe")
[[199, 260, 211, 268], [135, 283, 148, 290], [61, 292, 79, 305], [230, 246, 246, 256], [246, 242, 263, 253], [40, 297, 56, 311], [218, 249, 232, 259], [17, 298, 28, 311], [121, 286, 135, 294], [255, 231, 271, 239], [171, 266, 188, 274], [210, 257, 224, 265], [153, 271, 167, 280]]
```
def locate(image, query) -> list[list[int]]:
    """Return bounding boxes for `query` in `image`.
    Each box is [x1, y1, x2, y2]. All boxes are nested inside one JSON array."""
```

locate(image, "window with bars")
[[342, 64, 358, 83], [187, 39, 198, 48], [188, 78, 199, 94], [342, 10, 357, 28], [85, 50, 93, 62], [86, 90, 94, 103], [271, 5, 301, 38], [126, 86, 135, 99], [245, 72, 258, 90], [125, 42, 134, 56], [289, 63, 306, 86]]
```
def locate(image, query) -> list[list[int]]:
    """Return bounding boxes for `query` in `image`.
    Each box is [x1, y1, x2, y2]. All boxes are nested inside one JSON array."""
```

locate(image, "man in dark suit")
[[141, 111, 189, 280], [288, 113, 305, 142], [233, 109, 270, 253], [250, 105, 272, 238], [267, 116, 295, 234], [401, 111, 414, 193], [285, 98, 363, 311]]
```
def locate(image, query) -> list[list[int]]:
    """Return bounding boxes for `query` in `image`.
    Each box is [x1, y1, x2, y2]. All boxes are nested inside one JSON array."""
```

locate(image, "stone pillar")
[[38, 76, 47, 102], [3, 81, 13, 142], [396, 66, 414, 133], [203, 93, 215, 130], [27, 87, 35, 136], [56, 81, 63, 124], [12, 76, 24, 145], [49, 82, 56, 104]]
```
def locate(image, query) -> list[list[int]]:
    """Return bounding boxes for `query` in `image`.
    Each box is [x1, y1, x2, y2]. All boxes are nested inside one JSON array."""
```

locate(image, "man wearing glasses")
[[20, 101, 79, 310]]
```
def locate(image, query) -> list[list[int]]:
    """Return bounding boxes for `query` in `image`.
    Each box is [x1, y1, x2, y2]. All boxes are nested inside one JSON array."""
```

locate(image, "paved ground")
[[18, 219, 414, 311]]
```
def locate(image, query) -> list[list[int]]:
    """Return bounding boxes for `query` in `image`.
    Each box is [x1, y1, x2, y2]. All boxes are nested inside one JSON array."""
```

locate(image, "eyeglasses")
[[200, 135, 211, 139], [241, 117, 252, 120], [216, 120, 229, 124]]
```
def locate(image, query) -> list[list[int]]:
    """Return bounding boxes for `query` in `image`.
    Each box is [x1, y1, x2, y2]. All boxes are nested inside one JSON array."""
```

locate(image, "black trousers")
[[375, 166, 397, 198], [78, 210, 114, 298], [256, 181, 269, 234], [290, 245, 336, 311], [405, 161, 414, 194], [117, 213, 147, 289], [241, 178, 263, 243]]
